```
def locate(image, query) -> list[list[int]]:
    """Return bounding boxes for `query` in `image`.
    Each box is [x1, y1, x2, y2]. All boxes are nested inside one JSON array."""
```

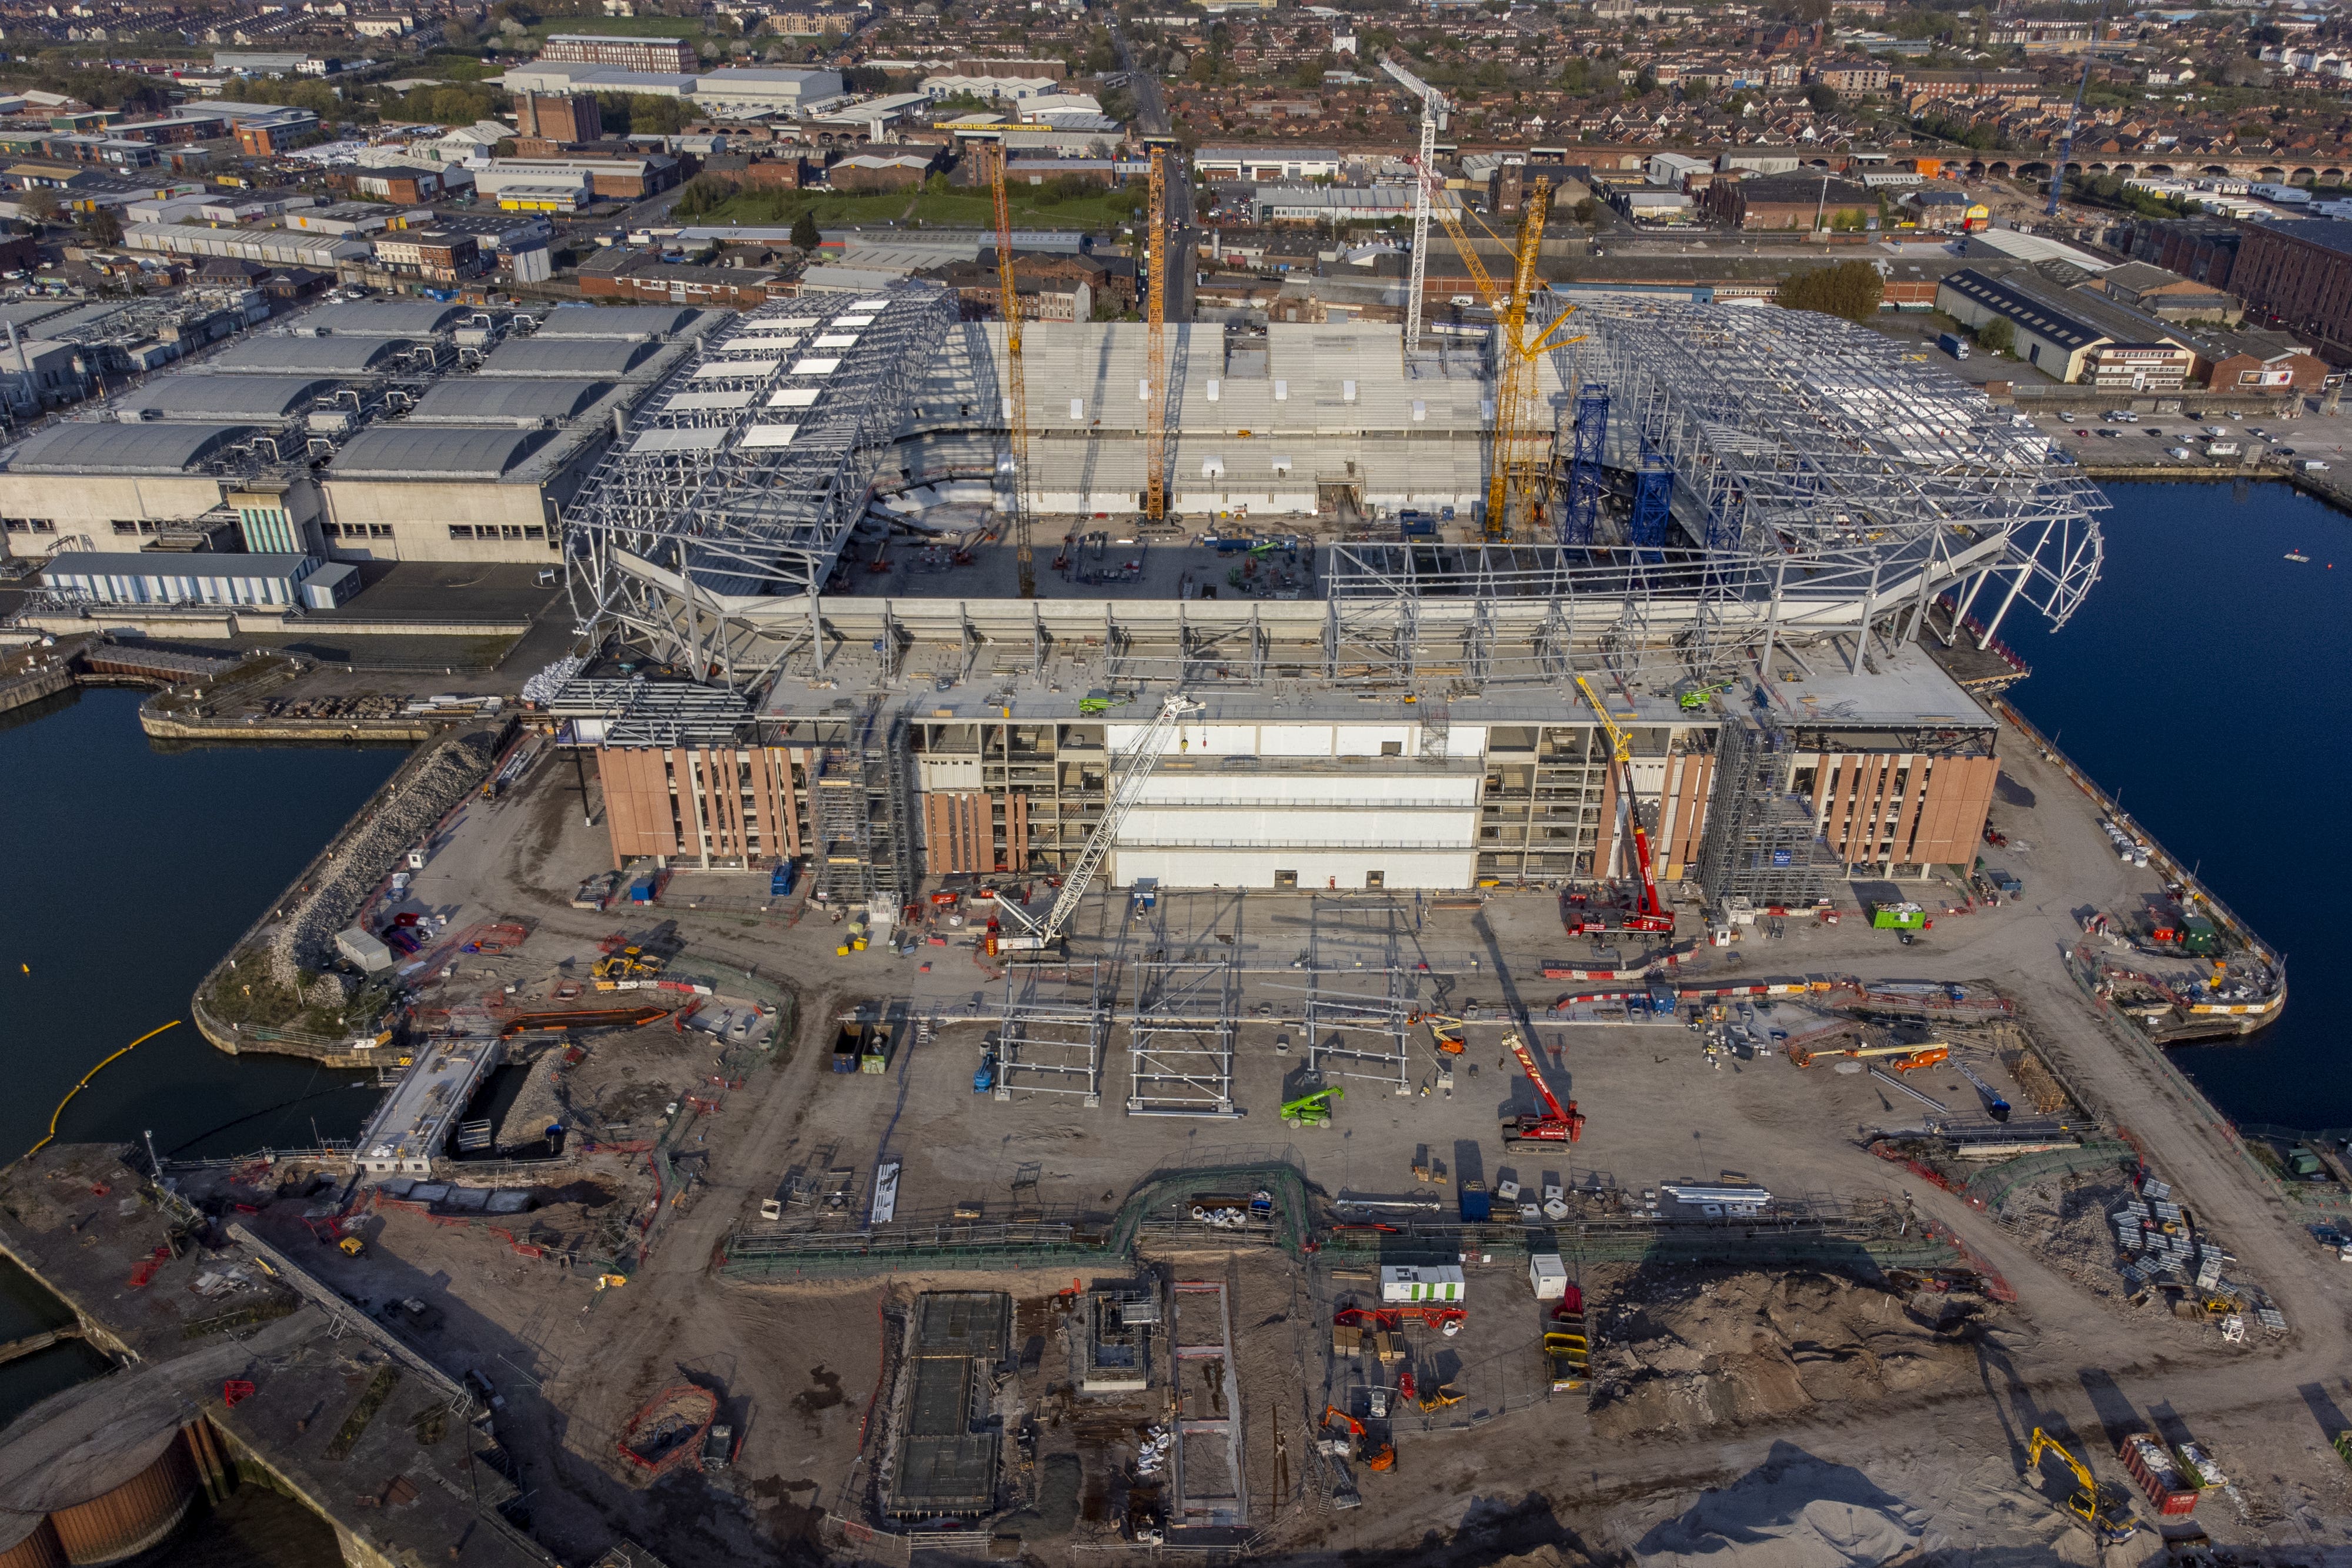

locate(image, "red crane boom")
[[1501, 1031, 1585, 1148]]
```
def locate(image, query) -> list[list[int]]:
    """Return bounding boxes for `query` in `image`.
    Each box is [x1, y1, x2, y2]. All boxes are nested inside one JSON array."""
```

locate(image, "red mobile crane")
[[1499, 1031, 1585, 1149], [1575, 677, 1675, 935]]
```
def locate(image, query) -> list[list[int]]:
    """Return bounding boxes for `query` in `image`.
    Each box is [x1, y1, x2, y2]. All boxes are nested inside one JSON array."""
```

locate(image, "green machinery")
[[1676, 681, 1732, 710], [1281, 1086, 1343, 1128]]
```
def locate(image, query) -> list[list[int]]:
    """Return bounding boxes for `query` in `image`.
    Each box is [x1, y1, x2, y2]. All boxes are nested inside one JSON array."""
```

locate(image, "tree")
[[1976, 317, 2014, 353], [791, 209, 823, 252], [1805, 81, 1839, 111], [1773, 260, 1883, 322]]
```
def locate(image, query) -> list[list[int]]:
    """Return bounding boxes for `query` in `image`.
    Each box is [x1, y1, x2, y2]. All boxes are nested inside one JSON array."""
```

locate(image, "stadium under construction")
[[553, 285, 2107, 913]]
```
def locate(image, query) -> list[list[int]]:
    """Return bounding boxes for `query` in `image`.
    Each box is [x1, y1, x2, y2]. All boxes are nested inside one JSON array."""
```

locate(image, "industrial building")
[[0, 302, 717, 571], [551, 289, 2104, 907]]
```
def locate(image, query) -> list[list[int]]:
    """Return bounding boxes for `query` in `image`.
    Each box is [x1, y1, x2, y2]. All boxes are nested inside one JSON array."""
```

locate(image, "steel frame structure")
[[567, 302, 2104, 706], [995, 962, 1108, 1106], [1124, 961, 1240, 1117], [566, 288, 958, 687], [1303, 968, 1415, 1094]]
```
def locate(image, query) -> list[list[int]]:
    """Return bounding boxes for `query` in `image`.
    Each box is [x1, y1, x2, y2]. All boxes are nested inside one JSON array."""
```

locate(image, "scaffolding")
[[1692, 712, 1835, 909], [996, 962, 1108, 1105], [1562, 382, 1609, 547], [1125, 961, 1240, 1118], [811, 697, 915, 905], [1303, 968, 1415, 1094]]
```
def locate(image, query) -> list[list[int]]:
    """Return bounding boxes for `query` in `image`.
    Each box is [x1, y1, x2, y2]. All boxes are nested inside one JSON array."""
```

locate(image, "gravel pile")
[[262, 729, 499, 989]]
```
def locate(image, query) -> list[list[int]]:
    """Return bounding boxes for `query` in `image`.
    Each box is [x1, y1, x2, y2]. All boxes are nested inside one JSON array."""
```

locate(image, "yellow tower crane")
[[987, 139, 1037, 599], [1379, 54, 1581, 541], [1144, 145, 1170, 522]]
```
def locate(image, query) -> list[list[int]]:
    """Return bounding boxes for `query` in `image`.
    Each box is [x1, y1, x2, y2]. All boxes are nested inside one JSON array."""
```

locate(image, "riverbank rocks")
[[260, 728, 500, 991]]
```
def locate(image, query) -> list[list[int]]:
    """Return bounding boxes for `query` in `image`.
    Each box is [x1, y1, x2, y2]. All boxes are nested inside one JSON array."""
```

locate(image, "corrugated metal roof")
[[328, 424, 554, 479], [481, 337, 662, 377], [528, 305, 701, 340], [115, 375, 339, 421], [300, 301, 472, 337], [7, 420, 253, 473], [211, 336, 410, 375], [406, 377, 615, 424]]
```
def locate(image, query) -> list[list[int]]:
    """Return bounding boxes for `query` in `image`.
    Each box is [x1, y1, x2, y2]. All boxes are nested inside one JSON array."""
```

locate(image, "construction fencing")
[[720, 1163, 1314, 1281], [1963, 1141, 2140, 1216]]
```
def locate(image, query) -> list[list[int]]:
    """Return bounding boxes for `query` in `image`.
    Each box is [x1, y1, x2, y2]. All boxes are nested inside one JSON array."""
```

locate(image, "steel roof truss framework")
[[996, 962, 1108, 1106], [1125, 961, 1240, 1118]]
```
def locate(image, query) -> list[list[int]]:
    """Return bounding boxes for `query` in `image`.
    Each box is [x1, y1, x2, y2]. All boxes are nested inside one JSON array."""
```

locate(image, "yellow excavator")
[[2027, 1427, 2139, 1546], [592, 945, 666, 983]]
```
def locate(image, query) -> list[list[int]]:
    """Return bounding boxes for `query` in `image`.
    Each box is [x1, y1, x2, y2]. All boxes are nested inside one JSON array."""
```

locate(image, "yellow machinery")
[[2027, 1427, 2139, 1545], [1416, 1383, 1464, 1413], [1144, 145, 1169, 521], [1788, 1039, 1949, 1069], [1379, 54, 1579, 541], [985, 140, 1037, 599], [592, 945, 664, 982], [337, 1236, 364, 1257]]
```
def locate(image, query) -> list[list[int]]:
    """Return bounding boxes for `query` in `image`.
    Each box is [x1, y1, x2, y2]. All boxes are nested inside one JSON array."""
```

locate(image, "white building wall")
[[1113, 848, 1474, 889], [1121, 805, 1478, 847]]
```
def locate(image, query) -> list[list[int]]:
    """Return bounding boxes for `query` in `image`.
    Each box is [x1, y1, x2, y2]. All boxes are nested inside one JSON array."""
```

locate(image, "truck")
[[1937, 332, 1969, 360], [1988, 870, 2023, 898], [2206, 441, 2241, 459], [769, 860, 797, 898]]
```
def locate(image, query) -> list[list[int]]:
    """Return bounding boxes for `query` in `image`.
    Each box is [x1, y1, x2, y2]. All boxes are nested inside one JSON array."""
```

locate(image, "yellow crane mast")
[[1379, 54, 1579, 541], [1144, 146, 1170, 522], [987, 139, 1036, 599]]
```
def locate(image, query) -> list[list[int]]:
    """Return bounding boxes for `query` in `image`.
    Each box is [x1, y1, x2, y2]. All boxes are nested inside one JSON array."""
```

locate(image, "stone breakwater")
[[259, 728, 500, 990]]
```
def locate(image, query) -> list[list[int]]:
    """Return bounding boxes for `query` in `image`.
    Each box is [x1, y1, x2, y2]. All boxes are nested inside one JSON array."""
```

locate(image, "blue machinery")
[[1561, 382, 1609, 546], [1631, 436, 1673, 554]]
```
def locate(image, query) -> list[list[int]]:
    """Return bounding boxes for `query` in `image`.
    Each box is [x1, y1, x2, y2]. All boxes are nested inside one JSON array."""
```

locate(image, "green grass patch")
[[326, 1365, 402, 1460], [692, 186, 1132, 232], [408, 52, 505, 82], [526, 15, 704, 38]]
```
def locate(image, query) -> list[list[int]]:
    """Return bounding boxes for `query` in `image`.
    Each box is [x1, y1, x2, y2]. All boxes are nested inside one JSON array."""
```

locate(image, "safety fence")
[[1960, 1141, 2140, 1216]]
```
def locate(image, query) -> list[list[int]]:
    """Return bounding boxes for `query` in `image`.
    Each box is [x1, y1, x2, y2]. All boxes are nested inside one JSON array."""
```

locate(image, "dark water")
[[0, 687, 412, 1556], [2003, 480, 2352, 1131], [0, 687, 407, 1168]]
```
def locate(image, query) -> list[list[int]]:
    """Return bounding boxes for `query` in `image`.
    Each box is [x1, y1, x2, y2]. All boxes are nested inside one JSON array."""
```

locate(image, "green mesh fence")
[[1962, 1141, 2139, 1215]]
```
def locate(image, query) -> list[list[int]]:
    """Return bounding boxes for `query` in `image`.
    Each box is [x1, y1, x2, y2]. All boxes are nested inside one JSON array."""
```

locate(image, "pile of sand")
[[1589, 1269, 1984, 1440]]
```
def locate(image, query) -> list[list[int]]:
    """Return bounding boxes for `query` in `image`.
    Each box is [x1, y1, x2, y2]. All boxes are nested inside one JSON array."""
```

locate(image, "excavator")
[[1321, 1405, 1394, 1471], [2027, 1427, 2139, 1546], [1282, 1086, 1343, 1128], [1499, 1031, 1585, 1149], [592, 944, 666, 984], [1575, 677, 1675, 936]]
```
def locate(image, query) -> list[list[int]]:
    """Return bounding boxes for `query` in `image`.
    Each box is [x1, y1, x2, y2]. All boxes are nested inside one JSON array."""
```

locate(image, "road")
[[1108, 16, 1171, 136]]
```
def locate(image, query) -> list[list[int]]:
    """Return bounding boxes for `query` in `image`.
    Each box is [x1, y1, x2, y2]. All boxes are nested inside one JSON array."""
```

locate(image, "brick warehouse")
[[2227, 219, 2352, 362]]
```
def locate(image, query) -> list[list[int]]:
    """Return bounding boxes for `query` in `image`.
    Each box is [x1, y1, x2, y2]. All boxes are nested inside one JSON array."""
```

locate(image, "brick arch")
[[1987, 159, 2013, 177], [2292, 166, 2317, 184]]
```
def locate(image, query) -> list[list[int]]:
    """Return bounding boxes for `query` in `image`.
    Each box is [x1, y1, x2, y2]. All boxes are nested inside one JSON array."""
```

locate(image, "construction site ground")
[[222, 713, 2352, 1566]]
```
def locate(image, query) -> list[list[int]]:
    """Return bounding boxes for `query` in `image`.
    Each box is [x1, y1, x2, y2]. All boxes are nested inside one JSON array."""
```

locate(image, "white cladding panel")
[[1112, 849, 1475, 890], [1134, 774, 1481, 807], [1118, 807, 1478, 847], [1105, 721, 1437, 758]]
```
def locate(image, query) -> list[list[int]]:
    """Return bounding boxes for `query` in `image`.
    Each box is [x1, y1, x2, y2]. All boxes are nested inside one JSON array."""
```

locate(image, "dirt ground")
[[192, 704, 2352, 1567]]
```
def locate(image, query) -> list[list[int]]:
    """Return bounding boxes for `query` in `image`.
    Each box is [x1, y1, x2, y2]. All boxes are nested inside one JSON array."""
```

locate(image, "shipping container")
[[1378, 1265, 1465, 1303], [1458, 1181, 1490, 1222], [1528, 1253, 1568, 1300], [2118, 1432, 2199, 1516], [832, 1023, 865, 1074], [1937, 332, 1969, 359], [336, 927, 393, 974]]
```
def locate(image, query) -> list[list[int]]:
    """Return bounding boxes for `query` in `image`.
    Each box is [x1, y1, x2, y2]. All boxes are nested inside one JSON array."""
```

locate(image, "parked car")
[[2167, 446, 2193, 459]]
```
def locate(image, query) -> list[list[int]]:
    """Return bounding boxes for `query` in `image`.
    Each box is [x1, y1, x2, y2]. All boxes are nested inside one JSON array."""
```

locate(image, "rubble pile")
[[1588, 1268, 1985, 1439], [262, 728, 499, 988]]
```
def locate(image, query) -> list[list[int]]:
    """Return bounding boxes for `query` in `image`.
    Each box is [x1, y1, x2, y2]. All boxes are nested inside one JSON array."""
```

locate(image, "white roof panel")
[[812, 333, 860, 349], [630, 427, 727, 453], [850, 297, 891, 309], [790, 357, 841, 376], [691, 357, 782, 380], [833, 313, 876, 326], [740, 423, 799, 448], [771, 316, 821, 328], [767, 386, 822, 407], [664, 388, 757, 410]]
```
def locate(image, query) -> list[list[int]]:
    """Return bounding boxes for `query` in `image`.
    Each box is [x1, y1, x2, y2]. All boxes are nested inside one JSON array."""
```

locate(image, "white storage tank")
[[1528, 1253, 1568, 1301], [1378, 1264, 1465, 1303]]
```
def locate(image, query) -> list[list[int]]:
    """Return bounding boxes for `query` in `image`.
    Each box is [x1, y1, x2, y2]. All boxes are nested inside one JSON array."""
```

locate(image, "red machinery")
[[1576, 677, 1675, 935], [1500, 1031, 1584, 1149]]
